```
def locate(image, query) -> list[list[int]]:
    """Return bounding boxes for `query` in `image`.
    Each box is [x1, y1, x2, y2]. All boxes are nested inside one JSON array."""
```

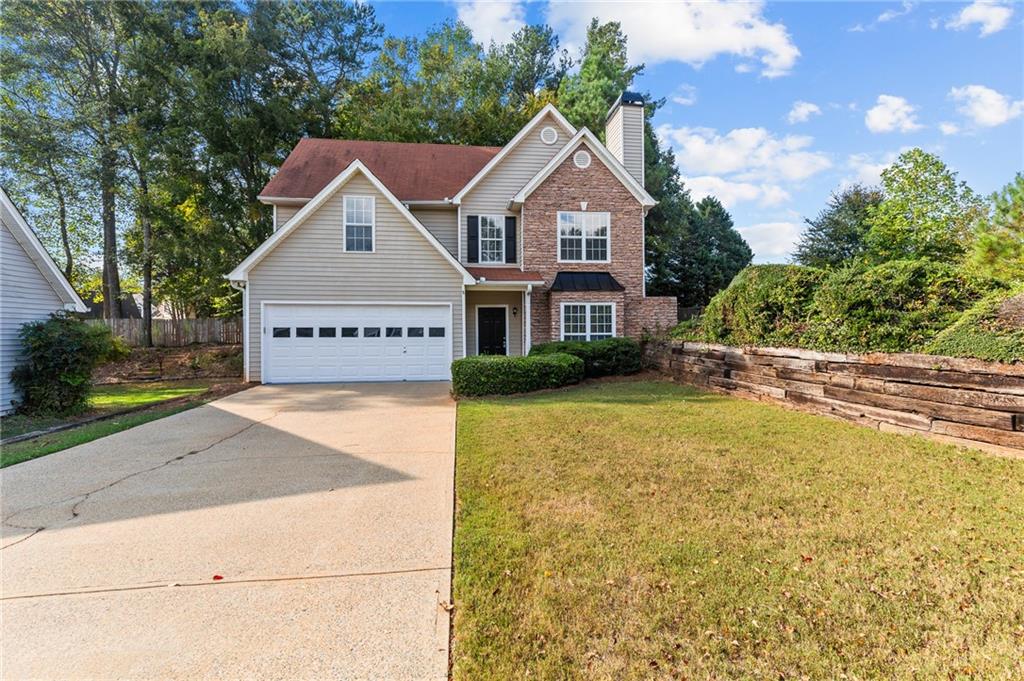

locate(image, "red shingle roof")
[[260, 138, 502, 202], [467, 267, 544, 283]]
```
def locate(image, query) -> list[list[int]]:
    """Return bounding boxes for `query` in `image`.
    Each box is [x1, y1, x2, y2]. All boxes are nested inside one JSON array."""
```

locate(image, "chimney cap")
[[605, 91, 645, 121]]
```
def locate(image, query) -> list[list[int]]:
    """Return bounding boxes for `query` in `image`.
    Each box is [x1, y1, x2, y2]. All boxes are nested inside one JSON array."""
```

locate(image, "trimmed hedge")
[[925, 285, 1024, 363], [805, 259, 986, 352], [529, 337, 642, 377], [451, 353, 583, 396], [696, 264, 825, 347]]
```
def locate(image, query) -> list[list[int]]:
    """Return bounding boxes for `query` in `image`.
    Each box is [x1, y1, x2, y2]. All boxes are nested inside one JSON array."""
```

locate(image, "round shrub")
[[698, 264, 824, 347], [10, 312, 123, 415], [806, 259, 987, 353], [925, 285, 1024, 363], [451, 353, 583, 397], [529, 337, 641, 377]]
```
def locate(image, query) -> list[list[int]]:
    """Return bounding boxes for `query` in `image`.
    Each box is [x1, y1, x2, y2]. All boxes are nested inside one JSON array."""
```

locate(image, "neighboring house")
[[228, 93, 677, 383], [0, 187, 87, 414]]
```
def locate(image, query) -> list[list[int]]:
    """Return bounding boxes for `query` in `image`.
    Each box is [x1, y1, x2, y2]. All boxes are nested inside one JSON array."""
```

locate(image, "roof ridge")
[[299, 137, 503, 151]]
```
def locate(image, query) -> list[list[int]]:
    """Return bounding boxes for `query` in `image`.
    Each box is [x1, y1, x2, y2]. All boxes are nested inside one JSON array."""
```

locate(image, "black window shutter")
[[504, 217, 517, 264], [467, 216, 479, 263]]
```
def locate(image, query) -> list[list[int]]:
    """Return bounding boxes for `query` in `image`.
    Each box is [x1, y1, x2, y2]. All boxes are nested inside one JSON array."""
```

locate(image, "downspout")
[[525, 284, 532, 354]]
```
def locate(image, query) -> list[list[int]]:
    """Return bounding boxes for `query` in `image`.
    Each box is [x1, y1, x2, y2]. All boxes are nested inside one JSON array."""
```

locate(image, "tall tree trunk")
[[56, 186, 73, 281], [100, 139, 122, 319], [138, 169, 153, 347]]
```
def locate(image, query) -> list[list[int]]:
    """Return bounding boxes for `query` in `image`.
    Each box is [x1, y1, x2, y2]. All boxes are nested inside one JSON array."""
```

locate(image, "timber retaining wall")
[[646, 341, 1024, 456]]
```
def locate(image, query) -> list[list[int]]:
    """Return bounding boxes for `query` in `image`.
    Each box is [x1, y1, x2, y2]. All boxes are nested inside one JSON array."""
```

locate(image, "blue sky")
[[372, 1, 1023, 262]]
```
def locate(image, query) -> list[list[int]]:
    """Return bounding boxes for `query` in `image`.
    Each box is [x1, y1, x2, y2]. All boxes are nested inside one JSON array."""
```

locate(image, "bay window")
[[560, 303, 615, 341]]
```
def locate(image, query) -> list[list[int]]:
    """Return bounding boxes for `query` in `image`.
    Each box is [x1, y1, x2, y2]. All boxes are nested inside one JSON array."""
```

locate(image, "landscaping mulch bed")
[[92, 344, 243, 383]]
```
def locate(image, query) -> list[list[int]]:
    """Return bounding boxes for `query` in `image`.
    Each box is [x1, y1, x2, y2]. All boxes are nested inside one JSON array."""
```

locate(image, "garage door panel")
[[264, 303, 452, 383]]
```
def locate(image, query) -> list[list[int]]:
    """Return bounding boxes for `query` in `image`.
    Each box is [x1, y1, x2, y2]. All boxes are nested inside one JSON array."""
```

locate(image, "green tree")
[[683, 197, 754, 306], [794, 184, 882, 268], [865, 148, 986, 262], [969, 173, 1024, 283]]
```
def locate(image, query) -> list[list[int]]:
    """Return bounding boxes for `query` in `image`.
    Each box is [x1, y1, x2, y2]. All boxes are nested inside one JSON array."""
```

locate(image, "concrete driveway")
[[1, 383, 455, 680]]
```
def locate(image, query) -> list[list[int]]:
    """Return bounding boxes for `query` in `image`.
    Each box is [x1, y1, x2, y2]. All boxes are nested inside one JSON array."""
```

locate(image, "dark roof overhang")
[[549, 271, 625, 292]]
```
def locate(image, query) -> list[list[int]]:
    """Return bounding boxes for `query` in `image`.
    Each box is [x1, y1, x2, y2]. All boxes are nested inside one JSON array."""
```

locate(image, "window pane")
[[296, 327, 313, 338], [364, 327, 381, 337], [585, 237, 607, 261], [318, 327, 336, 337], [386, 327, 402, 337], [272, 327, 290, 338], [558, 212, 581, 236], [589, 304, 613, 338], [346, 224, 372, 252], [429, 327, 445, 337], [560, 237, 582, 261], [562, 304, 587, 339], [479, 215, 504, 263], [341, 327, 358, 337], [407, 327, 424, 337], [345, 196, 373, 224]]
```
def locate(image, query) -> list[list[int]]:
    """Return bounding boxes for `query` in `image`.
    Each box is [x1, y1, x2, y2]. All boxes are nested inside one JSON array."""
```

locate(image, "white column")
[[524, 285, 532, 354]]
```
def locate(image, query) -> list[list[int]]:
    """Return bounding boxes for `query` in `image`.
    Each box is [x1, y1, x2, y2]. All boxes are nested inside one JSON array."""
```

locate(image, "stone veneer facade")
[[523, 142, 676, 346]]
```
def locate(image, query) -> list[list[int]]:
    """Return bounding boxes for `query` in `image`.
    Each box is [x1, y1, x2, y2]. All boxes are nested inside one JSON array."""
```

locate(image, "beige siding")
[[246, 173, 465, 382], [274, 205, 302, 231], [460, 112, 572, 266], [410, 208, 457, 255], [0, 218, 66, 413], [465, 290, 525, 356], [606, 105, 644, 186]]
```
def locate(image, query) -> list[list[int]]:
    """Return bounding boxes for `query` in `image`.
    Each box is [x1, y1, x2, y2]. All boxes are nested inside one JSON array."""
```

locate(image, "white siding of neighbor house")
[[275, 205, 302, 230], [0, 218, 66, 414], [605, 104, 644, 187], [246, 173, 465, 382], [460, 111, 573, 266], [466, 290, 525, 357], [410, 208, 458, 255]]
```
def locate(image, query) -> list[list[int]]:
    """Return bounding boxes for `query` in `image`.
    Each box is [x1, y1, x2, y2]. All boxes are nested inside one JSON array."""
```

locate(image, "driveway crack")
[[1, 407, 282, 551]]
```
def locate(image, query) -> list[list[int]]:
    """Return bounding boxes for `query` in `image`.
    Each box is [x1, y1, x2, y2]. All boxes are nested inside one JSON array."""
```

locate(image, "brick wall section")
[[646, 340, 1024, 457], [523, 142, 676, 345]]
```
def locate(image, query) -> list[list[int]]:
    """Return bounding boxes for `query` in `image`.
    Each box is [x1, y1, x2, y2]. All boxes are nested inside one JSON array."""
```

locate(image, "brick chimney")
[[604, 91, 645, 187]]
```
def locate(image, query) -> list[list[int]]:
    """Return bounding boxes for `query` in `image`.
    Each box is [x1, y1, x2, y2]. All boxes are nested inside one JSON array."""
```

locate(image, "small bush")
[[529, 337, 641, 377], [452, 353, 583, 396], [805, 259, 987, 353], [925, 285, 1024, 363], [697, 264, 825, 346], [11, 313, 122, 415]]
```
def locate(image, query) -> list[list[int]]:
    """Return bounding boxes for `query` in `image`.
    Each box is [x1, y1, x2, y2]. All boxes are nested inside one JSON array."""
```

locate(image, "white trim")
[[272, 204, 278, 231], [457, 205, 462, 262], [259, 300, 454, 384], [573, 150, 592, 169], [477, 214, 506, 264], [243, 284, 250, 381], [559, 302, 617, 341], [475, 304, 510, 356], [468, 281, 544, 289], [227, 160, 474, 284], [524, 286, 532, 354], [342, 194, 376, 253], [540, 126, 558, 145], [0, 187, 87, 312], [511, 129, 656, 208], [258, 196, 312, 205], [556, 211, 611, 264], [452, 104, 576, 204], [460, 287, 467, 359]]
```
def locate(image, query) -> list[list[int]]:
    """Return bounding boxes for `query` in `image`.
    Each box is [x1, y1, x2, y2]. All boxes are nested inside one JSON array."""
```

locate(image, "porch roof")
[[550, 271, 624, 292], [467, 267, 545, 285]]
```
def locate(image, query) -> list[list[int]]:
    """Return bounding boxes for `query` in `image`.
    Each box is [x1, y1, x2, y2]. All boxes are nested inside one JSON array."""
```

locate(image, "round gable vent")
[[540, 126, 558, 145], [573, 150, 592, 169]]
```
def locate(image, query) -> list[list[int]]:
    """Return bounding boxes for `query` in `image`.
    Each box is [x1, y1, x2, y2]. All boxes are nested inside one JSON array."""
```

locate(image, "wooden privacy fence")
[[646, 340, 1024, 456], [87, 318, 242, 347]]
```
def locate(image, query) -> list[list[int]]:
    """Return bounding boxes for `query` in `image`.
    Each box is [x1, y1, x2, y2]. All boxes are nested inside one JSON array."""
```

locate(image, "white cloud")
[[455, 0, 525, 45], [672, 84, 698, 106], [737, 222, 803, 263], [546, 0, 800, 77], [844, 151, 899, 187], [657, 124, 832, 182], [949, 84, 1024, 127], [683, 175, 790, 209], [787, 100, 821, 124], [864, 95, 923, 133], [939, 121, 961, 135], [946, 0, 1014, 36], [878, 1, 915, 23]]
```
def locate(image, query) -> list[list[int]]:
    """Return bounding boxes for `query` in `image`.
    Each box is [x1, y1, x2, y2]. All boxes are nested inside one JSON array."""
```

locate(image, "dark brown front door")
[[477, 307, 507, 355]]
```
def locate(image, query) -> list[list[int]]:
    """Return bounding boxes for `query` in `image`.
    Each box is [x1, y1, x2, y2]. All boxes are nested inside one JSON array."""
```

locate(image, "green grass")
[[1, 380, 215, 439], [453, 380, 1024, 679], [0, 402, 199, 468]]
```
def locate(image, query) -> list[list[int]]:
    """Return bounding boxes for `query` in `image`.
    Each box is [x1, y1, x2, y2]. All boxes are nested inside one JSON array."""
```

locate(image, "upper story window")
[[343, 195, 374, 252], [479, 215, 505, 263], [558, 211, 610, 262]]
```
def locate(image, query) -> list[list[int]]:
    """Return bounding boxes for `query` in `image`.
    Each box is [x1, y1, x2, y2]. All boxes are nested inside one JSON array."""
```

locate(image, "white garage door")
[[263, 303, 452, 383]]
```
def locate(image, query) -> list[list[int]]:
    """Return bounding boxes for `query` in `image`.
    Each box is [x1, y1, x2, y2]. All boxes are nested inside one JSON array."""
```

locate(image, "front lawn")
[[0, 379, 236, 467], [453, 381, 1024, 679]]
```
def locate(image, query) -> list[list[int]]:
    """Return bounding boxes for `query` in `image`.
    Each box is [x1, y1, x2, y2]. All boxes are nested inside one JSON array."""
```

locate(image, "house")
[[227, 93, 677, 383], [0, 187, 88, 414]]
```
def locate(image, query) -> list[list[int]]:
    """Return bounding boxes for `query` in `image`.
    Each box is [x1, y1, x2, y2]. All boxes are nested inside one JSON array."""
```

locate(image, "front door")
[[477, 307, 507, 355]]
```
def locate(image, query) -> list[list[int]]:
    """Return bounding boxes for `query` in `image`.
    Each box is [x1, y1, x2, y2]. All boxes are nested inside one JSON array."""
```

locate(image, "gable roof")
[[0, 187, 87, 312], [511, 128, 657, 208], [229, 160, 475, 284], [451, 104, 577, 204], [259, 139, 501, 203]]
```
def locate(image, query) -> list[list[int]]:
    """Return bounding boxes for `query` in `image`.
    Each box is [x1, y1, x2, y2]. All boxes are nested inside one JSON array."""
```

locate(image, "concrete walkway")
[[1, 383, 456, 680]]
